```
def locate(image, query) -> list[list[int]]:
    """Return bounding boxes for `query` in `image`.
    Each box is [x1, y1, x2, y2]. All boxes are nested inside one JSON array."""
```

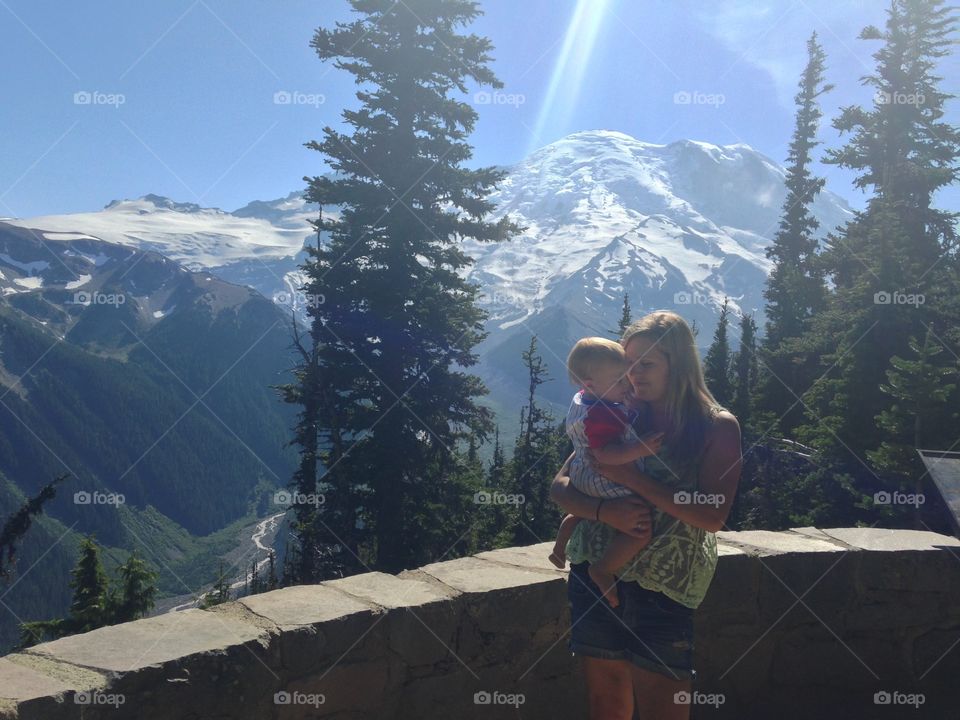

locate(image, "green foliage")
[[613, 292, 632, 339], [703, 298, 733, 406], [755, 31, 833, 437], [109, 551, 159, 623], [504, 337, 568, 546], [867, 326, 959, 492], [731, 313, 758, 430], [740, 2, 960, 531], [199, 560, 232, 608], [0, 302, 296, 540], [798, 0, 959, 470], [68, 535, 110, 634], [288, 0, 521, 575], [0, 474, 68, 579], [16, 535, 159, 649]]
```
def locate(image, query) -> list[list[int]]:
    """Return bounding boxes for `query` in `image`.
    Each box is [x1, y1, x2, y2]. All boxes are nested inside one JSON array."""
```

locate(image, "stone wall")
[[0, 528, 958, 719]]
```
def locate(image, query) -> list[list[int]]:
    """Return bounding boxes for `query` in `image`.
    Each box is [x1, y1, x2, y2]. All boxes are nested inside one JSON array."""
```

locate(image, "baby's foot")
[[588, 565, 619, 608], [548, 548, 566, 568]]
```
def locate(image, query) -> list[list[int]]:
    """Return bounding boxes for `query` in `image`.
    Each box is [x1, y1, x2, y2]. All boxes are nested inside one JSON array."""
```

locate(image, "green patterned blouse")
[[564, 410, 720, 609]]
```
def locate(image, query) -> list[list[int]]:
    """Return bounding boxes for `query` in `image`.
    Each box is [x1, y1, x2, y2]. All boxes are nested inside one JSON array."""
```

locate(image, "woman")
[[550, 310, 742, 720]]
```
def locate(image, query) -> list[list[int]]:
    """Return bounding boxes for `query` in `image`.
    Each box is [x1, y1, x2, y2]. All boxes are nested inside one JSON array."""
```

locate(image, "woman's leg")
[[629, 665, 691, 720], [581, 656, 634, 720]]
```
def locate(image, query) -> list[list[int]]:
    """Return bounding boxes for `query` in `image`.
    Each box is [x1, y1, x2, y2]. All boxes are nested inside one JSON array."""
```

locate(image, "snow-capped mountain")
[[465, 130, 852, 335], [5, 191, 329, 315], [5, 129, 854, 418], [15, 191, 319, 269]]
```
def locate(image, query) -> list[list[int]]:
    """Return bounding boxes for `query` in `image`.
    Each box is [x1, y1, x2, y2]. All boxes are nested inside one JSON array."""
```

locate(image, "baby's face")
[[588, 361, 633, 403]]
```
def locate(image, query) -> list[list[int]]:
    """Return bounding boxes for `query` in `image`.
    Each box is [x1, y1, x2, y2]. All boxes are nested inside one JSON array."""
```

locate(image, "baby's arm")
[[592, 431, 664, 465]]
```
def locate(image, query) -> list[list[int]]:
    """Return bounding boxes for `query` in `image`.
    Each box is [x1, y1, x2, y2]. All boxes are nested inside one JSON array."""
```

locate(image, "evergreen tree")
[[0, 474, 68, 579], [490, 426, 506, 480], [703, 298, 733, 407], [67, 535, 110, 634], [731, 313, 758, 431], [507, 337, 565, 545], [267, 550, 279, 591], [476, 426, 509, 549], [248, 560, 261, 596], [198, 560, 232, 609], [301, 0, 521, 573], [613, 292, 632, 338], [798, 0, 960, 485], [17, 537, 159, 647], [867, 324, 958, 517], [755, 31, 833, 436], [274, 252, 354, 585], [109, 551, 159, 623]]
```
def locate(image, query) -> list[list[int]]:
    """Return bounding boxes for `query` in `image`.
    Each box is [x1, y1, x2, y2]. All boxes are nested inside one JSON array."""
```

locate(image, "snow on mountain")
[[4, 130, 854, 416], [7, 192, 322, 272], [464, 130, 852, 338]]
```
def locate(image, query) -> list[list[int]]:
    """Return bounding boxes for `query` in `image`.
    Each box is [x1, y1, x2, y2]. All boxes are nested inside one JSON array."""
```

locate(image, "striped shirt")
[[566, 389, 644, 499]]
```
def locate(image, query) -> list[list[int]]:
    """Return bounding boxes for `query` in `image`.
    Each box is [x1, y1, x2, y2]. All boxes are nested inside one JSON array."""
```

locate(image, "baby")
[[549, 337, 660, 608]]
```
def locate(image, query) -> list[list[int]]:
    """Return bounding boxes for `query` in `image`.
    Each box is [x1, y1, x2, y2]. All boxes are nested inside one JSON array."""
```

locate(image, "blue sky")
[[1, 0, 956, 218]]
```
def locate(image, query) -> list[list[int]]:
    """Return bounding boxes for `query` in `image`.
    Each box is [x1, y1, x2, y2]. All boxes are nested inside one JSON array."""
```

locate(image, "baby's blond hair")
[[566, 337, 626, 386]]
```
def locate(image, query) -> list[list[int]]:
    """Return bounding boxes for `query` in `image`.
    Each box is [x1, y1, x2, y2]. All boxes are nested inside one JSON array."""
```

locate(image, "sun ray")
[[529, 0, 615, 152]]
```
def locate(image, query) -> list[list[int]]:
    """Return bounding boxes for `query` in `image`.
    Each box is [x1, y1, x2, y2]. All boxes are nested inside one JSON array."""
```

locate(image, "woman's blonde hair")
[[621, 310, 724, 465]]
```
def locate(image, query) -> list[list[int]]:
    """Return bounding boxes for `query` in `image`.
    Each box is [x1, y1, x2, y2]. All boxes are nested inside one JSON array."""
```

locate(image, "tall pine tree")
[[508, 336, 565, 545], [731, 312, 758, 432], [755, 31, 833, 437], [303, 0, 522, 572], [703, 298, 733, 407], [797, 0, 960, 495], [612, 292, 632, 338], [109, 551, 158, 623]]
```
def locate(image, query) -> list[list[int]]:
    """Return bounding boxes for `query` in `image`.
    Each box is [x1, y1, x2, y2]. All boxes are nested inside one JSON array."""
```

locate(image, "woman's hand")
[[636, 431, 665, 457], [599, 496, 653, 539]]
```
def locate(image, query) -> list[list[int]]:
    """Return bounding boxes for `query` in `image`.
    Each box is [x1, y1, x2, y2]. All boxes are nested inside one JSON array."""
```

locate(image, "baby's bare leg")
[[588, 531, 649, 609], [549, 514, 581, 568]]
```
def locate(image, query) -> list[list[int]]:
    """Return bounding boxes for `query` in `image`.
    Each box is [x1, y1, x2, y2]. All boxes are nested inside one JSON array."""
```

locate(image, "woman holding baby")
[[550, 310, 742, 720]]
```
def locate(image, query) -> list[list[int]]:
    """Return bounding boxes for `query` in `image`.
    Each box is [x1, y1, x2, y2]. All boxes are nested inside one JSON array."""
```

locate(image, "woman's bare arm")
[[550, 452, 652, 538], [593, 412, 742, 533]]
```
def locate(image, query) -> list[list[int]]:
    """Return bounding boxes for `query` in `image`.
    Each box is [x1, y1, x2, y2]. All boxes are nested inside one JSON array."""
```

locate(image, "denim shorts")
[[567, 561, 696, 682]]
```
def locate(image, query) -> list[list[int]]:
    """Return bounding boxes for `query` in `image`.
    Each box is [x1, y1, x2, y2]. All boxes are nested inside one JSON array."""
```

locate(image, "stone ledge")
[[22, 609, 269, 674], [0, 527, 957, 719], [717, 529, 848, 555]]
